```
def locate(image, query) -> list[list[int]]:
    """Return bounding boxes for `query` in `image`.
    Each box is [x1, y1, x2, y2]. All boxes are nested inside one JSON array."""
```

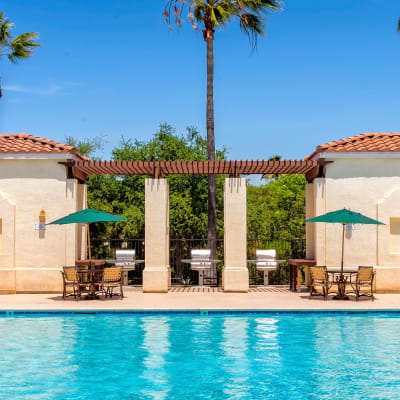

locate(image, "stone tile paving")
[[0, 287, 399, 311]]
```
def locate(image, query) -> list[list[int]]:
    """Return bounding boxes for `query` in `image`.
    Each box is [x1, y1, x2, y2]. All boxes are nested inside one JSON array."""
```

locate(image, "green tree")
[[247, 174, 306, 240], [0, 11, 40, 99], [87, 123, 227, 240], [164, 0, 281, 260], [65, 134, 105, 158]]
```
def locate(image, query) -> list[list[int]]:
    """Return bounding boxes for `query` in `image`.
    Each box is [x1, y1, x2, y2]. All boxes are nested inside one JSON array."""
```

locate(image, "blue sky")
[[1, 0, 399, 161]]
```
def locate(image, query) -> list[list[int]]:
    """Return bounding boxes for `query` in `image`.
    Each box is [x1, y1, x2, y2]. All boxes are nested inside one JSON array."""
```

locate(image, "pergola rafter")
[[62, 159, 327, 182]]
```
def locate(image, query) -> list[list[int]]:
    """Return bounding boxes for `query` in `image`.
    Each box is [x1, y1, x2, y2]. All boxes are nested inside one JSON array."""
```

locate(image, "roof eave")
[[307, 151, 400, 161], [0, 153, 87, 161]]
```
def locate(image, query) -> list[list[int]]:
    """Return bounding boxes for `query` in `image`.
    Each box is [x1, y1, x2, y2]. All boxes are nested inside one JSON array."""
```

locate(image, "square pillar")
[[223, 177, 249, 292], [65, 179, 78, 265], [143, 179, 170, 292]]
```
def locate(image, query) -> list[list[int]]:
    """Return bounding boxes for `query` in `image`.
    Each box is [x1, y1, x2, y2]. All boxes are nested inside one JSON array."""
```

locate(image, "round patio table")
[[75, 260, 106, 270], [327, 268, 358, 300], [76, 269, 105, 299]]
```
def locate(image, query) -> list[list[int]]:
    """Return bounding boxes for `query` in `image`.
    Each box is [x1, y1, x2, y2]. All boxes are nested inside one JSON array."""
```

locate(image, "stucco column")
[[223, 177, 249, 292], [65, 179, 78, 265], [143, 178, 170, 292], [77, 183, 88, 260], [0, 192, 16, 293], [314, 178, 326, 266]]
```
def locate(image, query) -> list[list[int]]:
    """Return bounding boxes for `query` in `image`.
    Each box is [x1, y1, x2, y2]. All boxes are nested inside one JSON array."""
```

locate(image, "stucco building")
[[1, 131, 400, 293], [306, 133, 400, 292], [0, 133, 87, 293]]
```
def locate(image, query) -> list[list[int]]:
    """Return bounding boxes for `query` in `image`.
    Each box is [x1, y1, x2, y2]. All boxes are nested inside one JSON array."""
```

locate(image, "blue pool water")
[[1, 312, 400, 399]]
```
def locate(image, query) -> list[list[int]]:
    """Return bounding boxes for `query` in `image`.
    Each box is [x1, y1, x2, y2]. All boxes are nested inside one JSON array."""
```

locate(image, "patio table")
[[75, 259, 106, 269], [327, 267, 358, 299], [76, 268, 104, 299], [288, 259, 316, 293]]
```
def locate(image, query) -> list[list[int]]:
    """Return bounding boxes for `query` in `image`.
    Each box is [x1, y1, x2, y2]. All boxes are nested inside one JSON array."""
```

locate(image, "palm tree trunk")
[[206, 31, 217, 281]]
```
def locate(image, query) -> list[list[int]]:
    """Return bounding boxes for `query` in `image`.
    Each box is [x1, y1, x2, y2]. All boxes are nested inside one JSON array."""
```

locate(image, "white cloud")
[[3, 83, 76, 95]]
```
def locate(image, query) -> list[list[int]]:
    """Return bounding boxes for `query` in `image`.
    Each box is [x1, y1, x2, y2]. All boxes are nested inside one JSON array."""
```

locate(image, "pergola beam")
[[67, 159, 322, 180]]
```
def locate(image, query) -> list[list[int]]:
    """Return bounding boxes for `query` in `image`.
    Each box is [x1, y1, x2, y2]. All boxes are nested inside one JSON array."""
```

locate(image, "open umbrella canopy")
[[306, 208, 384, 225], [306, 208, 384, 287], [48, 208, 128, 225]]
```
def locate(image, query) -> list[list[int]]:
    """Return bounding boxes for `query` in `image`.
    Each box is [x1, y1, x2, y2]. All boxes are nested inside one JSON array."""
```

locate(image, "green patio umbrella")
[[305, 208, 384, 274], [48, 208, 128, 259]]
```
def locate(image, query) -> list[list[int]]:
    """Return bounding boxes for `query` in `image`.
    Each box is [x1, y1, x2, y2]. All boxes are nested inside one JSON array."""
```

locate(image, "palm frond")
[[8, 32, 40, 63], [240, 12, 265, 49], [398, 17, 400, 33], [164, 0, 281, 48], [0, 11, 14, 46], [236, 0, 281, 14]]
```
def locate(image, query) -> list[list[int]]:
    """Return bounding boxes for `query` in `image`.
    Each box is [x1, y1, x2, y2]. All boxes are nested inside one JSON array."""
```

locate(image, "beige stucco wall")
[[0, 159, 87, 293], [143, 178, 170, 293], [223, 178, 249, 292], [306, 157, 400, 292]]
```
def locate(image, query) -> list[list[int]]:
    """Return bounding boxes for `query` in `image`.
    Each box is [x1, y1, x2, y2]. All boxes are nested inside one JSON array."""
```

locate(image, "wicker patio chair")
[[62, 267, 88, 300], [355, 266, 375, 301], [309, 266, 335, 300], [100, 267, 123, 299]]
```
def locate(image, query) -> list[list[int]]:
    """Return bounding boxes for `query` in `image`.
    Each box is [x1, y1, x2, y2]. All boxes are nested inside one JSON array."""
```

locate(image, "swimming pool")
[[1, 311, 399, 399]]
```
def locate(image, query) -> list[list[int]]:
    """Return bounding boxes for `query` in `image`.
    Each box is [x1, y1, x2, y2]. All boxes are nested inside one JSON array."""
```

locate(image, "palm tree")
[[0, 11, 40, 99], [164, 0, 280, 264]]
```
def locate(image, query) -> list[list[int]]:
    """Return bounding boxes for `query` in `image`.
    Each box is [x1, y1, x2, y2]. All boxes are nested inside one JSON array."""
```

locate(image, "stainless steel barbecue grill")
[[114, 250, 144, 285], [181, 249, 220, 286], [248, 249, 286, 286], [115, 249, 136, 267]]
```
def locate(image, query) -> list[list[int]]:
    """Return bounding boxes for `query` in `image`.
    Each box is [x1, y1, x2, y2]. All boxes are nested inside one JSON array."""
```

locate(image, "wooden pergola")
[[64, 159, 327, 182], [60, 158, 329, 293]]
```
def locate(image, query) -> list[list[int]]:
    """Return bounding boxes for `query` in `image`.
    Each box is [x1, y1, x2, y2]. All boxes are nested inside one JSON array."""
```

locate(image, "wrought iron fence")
[[90, 239, 145, 285], [170, 239, 224, 286], [247, 239, 306, 285], [90, 238, 305, 286]]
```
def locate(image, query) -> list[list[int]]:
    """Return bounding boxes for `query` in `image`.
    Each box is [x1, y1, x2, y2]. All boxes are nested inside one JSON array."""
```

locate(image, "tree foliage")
[[77, 124, 306, 241], [87, 123, 228, 239], [65, 134, 105, 158], [247, 174, 306, 240]]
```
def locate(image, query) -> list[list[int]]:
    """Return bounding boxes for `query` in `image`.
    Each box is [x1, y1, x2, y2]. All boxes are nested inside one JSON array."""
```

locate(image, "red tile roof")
[[0, 133, 88, 160], [306, 133, 400, 160]]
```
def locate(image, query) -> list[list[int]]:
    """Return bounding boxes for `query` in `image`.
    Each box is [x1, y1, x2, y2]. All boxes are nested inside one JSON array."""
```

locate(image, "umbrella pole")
[[341, 223, 345, 274], [87, 224, 92, 260]]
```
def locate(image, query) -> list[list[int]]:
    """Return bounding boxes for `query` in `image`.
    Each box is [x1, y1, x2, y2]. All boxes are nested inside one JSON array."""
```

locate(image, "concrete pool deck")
[[0, 287, 400, 311]]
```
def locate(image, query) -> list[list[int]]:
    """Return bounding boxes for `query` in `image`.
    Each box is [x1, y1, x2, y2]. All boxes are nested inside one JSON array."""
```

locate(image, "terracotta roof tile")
[[0, 133, 88, 160], [306, 133, 400, 160]]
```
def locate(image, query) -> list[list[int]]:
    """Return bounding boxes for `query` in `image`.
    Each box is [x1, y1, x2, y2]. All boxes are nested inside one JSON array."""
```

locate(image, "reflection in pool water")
[[0, 313, 400, 399]]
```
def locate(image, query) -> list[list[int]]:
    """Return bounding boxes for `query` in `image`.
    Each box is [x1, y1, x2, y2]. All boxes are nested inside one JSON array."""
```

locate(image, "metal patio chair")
[[62, 267, 88, 300], [354, 266, 375, 301], [100, 267, 123, 299], [309, 266, 338, 300]]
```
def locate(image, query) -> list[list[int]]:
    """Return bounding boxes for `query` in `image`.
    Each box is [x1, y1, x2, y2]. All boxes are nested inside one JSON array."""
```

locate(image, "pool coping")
[[2, 308, 400, 316]]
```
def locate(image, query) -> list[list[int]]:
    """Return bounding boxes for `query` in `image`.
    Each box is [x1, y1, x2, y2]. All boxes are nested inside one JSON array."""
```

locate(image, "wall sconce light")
[[36, 210, 46, 234], [39, 210, 46, 225]]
